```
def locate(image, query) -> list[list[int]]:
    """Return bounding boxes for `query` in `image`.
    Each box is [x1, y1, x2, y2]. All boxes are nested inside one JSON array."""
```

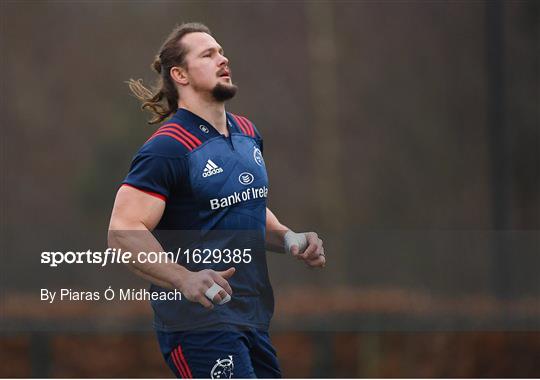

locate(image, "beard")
[[211, 82, 238, 102]]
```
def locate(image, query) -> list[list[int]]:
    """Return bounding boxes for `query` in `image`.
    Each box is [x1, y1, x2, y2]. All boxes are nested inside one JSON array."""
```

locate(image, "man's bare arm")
[[108, 186, 186, 289], [108, 186, 234, 308], [265, 207, 289, 253]]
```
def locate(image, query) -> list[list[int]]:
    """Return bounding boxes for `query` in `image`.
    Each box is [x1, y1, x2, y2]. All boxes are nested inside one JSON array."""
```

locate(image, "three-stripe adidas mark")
[[202, 159, 223, 178]]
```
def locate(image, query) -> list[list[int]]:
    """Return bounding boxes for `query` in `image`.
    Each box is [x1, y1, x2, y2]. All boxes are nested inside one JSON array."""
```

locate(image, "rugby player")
[[108, 22, 325, 378]]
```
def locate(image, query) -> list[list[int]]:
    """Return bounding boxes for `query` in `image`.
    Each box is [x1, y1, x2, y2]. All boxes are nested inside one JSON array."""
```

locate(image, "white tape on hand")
[[284, 231, 308, 255], [204, 283, 231, 305]]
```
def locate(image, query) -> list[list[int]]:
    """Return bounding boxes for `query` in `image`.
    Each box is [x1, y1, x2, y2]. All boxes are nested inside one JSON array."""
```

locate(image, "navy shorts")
[[156, 328, 282, 378]]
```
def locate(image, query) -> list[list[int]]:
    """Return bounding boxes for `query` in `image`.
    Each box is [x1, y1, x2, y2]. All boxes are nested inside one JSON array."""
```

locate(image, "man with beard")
[[108, 23, 325, 378]]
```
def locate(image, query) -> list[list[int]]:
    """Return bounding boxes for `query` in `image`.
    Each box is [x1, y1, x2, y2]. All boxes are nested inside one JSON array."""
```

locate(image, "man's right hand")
[[176, 267, 236, 309]]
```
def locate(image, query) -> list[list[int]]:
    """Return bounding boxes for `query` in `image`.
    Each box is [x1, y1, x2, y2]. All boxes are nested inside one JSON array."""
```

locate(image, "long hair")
[[126, 22, 211, 125]]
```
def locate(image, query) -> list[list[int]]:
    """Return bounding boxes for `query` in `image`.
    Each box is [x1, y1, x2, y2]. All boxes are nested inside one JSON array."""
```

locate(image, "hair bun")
[[152, 56, 162, 74]]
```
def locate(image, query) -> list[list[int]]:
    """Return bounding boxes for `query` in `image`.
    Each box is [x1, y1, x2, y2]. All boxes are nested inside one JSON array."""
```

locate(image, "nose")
[[218, 53, 229, 67]]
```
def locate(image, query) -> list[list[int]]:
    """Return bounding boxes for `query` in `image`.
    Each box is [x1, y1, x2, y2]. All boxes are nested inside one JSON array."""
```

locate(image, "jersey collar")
[[172, 108, 241, 139]]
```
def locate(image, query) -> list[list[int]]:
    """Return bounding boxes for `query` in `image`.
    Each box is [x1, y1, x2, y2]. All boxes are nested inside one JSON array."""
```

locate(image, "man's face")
[[181, 32, 237, 101]]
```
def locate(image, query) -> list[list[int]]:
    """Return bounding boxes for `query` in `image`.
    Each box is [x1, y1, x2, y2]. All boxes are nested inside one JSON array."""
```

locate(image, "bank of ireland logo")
[[199, 124, 209, 133], [238, 172, 254, 185], [202, 159, 223, 178], [253, 146, 264, 166], [210, 355, 234, 379]]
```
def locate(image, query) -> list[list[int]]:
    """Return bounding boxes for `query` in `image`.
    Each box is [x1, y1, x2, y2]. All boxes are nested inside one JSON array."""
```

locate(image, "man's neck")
[[178, 96, 228, 136]]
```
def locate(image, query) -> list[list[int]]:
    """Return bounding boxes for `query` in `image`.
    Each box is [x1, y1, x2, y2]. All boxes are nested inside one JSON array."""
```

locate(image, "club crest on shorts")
[[210, 355, 234, 379], [253, 146, 264, 166]]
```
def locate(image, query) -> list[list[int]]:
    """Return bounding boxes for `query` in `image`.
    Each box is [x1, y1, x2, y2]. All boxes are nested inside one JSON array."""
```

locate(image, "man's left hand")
[[288, 231, 326, 268]]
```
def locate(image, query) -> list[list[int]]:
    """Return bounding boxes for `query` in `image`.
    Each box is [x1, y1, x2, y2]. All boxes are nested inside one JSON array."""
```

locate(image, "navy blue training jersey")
[[122, 108, 273, 331]]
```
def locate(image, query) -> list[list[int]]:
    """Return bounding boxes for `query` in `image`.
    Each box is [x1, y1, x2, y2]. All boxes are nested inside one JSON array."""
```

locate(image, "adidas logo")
[[202, 159, 223, 178]]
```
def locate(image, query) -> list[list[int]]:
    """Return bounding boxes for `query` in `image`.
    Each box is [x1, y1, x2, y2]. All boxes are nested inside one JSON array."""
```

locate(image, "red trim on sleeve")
[[154, 127, 197, 149], [238, 115, 255, 137], [163, 123, 202, 146], [147, 131, 193, 151], [232, 114, 248, 135], [146, 123, 203, 151], [121, 184, 167, 202]]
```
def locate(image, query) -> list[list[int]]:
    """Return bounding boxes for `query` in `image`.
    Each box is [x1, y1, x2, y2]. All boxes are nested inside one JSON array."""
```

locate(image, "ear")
[[170, 66, 189, 86]]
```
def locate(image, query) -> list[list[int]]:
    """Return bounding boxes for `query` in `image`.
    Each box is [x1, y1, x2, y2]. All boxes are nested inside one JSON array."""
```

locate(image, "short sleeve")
[[122, 154, 185, 200]]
